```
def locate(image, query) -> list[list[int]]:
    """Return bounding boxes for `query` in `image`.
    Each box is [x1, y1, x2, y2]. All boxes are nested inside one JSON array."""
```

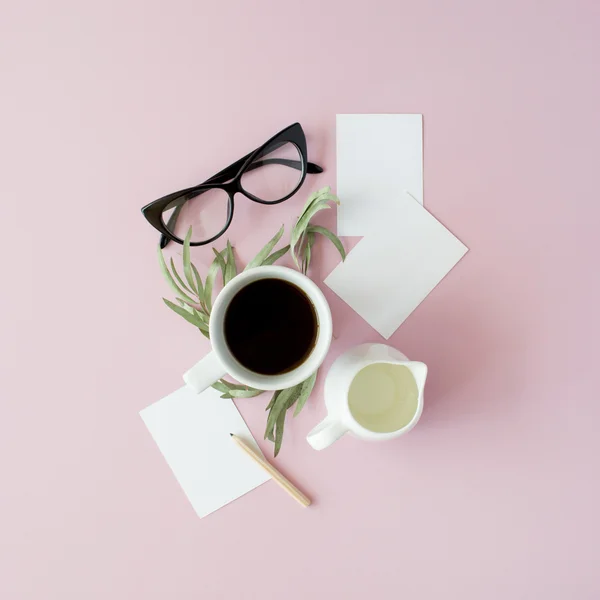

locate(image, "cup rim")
[[209, 266, 333, 390]]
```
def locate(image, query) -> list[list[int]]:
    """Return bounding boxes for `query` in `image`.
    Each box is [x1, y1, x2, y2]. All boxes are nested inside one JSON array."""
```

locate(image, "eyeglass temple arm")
[[206, 154, 323, 185], [243, 158, 323, 174], [205, 136, 323, 183], [159, 150, 324, 248]]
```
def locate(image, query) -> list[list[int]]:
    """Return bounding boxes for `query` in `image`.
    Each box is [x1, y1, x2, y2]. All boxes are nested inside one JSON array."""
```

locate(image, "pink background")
[[1, 1, 599, 598]]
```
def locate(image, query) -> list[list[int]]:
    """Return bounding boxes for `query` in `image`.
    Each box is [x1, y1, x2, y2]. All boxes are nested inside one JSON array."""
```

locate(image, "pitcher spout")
[[405, 361, 428, 392]]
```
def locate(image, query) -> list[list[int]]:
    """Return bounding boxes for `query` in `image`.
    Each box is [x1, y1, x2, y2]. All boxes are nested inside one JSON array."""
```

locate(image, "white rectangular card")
[[325, 192, 468, 339], [336, 114, 423, 236], [140, 386, 270, 519]]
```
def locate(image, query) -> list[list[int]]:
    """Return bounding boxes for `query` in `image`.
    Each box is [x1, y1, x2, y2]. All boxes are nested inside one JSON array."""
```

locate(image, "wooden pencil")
[[230, 434, 311, 508]]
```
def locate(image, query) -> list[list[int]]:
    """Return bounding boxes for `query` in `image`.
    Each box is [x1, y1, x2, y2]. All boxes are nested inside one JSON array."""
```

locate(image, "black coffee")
[[223, 278, 318, 376]]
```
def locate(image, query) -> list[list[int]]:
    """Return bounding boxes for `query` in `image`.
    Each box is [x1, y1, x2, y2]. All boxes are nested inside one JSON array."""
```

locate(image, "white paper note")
[[325, 192, 468, 339], [336, 114, 423, 236], [140, 386, 269, 519]]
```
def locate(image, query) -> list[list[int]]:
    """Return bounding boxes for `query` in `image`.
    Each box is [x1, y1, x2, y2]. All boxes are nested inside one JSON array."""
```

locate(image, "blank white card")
[[140, 386, 269, 519], [336, 114, 423, 236], [326, 192, 468, 339]]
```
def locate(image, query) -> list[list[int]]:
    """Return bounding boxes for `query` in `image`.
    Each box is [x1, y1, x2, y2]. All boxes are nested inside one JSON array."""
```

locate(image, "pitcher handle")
[[183, 351, 227, 394], [306, 418, 348, 450]]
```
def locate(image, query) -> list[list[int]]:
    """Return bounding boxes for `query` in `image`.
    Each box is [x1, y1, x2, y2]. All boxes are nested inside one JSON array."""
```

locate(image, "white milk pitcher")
[[307, 343, 427, 450]]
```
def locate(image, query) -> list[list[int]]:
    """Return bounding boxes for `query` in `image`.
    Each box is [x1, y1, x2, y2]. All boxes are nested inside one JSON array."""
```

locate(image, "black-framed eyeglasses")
[[141, 123, 323, 248]]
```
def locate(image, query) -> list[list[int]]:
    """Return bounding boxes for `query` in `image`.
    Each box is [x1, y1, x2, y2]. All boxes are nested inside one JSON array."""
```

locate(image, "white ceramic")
[[183, 266, 333, 393], [306, 343, 427, 450]]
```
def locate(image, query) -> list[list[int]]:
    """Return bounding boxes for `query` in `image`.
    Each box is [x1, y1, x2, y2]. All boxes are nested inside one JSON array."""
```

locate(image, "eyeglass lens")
[[161, 187, 230, 243], [240, 141, 303, 203]]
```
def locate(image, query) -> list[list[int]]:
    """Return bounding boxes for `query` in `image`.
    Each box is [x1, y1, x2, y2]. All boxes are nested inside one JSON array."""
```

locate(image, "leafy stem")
[[157, 186, 345, 455]]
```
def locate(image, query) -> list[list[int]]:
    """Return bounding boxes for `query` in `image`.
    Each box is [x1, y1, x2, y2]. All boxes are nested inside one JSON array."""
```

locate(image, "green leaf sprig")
[[157, 186, 344, 455], [290, 186, 345, 274]]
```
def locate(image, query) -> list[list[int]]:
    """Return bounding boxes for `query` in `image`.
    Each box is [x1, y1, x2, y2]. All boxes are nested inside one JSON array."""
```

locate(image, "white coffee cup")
[[183, 266, 333, 393]]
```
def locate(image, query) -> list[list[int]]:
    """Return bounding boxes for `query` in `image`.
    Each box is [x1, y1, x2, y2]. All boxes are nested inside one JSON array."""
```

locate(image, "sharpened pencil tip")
[[230, 433, 233, 437]]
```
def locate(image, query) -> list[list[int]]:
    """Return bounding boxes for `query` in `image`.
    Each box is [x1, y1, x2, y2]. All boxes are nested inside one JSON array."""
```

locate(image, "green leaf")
[[265, 390, 287, 440], [224, 383, 258, 391], [186, 307, 209, 337], [176, 301, 208, 337], [211, 380, 230, 394], [192, 309, 210, 331], [298, 186, 335, 220], [290, 191, 339, 268], [163, 298, 206, 328], [192, 308, 209, 323], [302, 231, 315, 275], [183, 227, 196, 292], [170, 258, 193, 295], [293, 372, 318, 416], [307, 225, 346, 262], [265, 391, 278, 411], [291, 202, 331, 251], [191, 264, 204, 299], [225, 240, 237, 284], [157, 246, 197, 304], [212, 248, 227, 282], [176, 297, 195, 311], [204, 250, 223, 312], [271, 384, 304, 455], [245, 225, 285, 270], [264, 384, 304, 443], [261, 244, 290, 266], [274, 407, 286, 457], [217, 381, 247, 391], [213, 379, 262, 398]]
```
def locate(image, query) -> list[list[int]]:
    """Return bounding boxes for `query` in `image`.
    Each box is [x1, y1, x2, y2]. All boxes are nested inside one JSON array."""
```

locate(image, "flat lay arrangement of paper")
[[336, 114, 423, 236], [326, 191, 468, 339], [140, 386, 270, 519]]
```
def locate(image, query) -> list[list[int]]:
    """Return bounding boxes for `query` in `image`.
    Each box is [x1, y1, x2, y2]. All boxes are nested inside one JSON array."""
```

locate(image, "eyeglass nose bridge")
[[220, 180, 243, 197]]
